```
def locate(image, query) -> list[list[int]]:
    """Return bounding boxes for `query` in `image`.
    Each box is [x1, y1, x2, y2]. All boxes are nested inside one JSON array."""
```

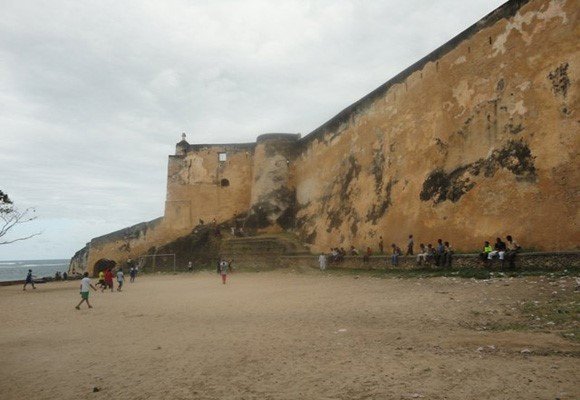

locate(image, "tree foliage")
[[0, 190, 41, 245]]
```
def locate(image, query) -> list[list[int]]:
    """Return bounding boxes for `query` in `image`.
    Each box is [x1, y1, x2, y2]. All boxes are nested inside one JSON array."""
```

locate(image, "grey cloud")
[[0, 0, 505, 259]]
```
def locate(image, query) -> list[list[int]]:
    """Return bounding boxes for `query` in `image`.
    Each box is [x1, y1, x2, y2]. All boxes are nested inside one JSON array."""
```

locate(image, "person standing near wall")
[[443, 242, 454, 268], [505, 235, 521, 269], [406, 235, 414, 255], [378, 236, 384, 254], [318, 253, 327, 271], [435, 239, 444, 267], [391, 244, 401, 267], [219, 260, 229, 284]]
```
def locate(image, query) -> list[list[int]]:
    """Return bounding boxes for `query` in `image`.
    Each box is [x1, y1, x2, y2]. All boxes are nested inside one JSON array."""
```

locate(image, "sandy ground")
[[0, 269, 578, 400]]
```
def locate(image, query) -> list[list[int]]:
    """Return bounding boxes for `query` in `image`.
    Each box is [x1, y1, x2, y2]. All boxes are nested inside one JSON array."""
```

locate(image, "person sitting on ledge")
[[480, 241, 493, 264], [488, 237, 507, 267], [416, 243, 428, 265], [363, 247, 372, 262], [426, 244, 435, 265], [349, 246, 359, 256], [330, 248, 339, 263], [505, 235, 521, 269]]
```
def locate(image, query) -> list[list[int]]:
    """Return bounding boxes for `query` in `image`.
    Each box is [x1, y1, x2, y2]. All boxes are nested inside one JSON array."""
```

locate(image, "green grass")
[[324, 266, 580, 280]]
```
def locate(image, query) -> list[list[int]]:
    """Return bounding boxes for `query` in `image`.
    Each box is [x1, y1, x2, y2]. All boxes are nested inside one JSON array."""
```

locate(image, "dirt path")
[[0, 270, 577, 399]]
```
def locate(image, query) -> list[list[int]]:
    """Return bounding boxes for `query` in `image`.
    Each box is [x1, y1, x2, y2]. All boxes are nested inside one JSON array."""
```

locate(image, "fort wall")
[[293, 0, 578, 252], [71, 0, 578, 275]]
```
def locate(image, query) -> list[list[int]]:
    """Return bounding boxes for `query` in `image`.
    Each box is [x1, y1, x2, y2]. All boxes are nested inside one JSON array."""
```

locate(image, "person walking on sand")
[[104, 268, 114, 292], [116, 268, 125, 292], [318, 253, 327, 271], [219, 259, 229, 284], [75, 272, 96, 309], [130, 266, 137, 282], [23, 269, 36, 290]]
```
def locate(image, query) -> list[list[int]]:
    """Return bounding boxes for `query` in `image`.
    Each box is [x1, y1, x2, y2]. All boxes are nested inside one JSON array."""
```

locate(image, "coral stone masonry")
[[71, 0, 579, 275]]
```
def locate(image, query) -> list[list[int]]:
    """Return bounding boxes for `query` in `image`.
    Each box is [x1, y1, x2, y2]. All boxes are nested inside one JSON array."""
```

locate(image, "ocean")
[[0, 259, 69, 282]]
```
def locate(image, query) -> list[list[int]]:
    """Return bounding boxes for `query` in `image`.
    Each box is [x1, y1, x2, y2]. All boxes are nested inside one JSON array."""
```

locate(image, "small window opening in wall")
[[218, 152, 227, 162], [220, 178, 230, 187]]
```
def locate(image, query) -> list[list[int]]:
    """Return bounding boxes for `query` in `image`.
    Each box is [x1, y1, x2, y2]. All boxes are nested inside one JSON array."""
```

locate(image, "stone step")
[[219, 233, 311, 258]]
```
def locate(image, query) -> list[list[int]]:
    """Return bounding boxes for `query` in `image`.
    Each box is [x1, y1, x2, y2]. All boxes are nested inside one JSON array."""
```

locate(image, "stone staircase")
[[219, 233, 311, 271]]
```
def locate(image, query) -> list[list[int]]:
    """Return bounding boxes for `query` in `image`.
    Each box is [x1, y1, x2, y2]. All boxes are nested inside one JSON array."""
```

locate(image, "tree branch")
[[0, 231, 42, 245]]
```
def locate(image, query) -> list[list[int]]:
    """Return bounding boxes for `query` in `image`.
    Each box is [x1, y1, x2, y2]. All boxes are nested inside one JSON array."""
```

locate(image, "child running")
[[104, 268, 114, 292], [75, 272, 96, 309], [23, 269, 36, 290], [97, 270, 106, 291]]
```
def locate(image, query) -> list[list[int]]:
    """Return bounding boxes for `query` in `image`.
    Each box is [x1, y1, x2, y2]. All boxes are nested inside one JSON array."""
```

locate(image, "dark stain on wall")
[[245, 205, 272, 229], [294, 208, 318, 244], [152, 225, 218, 270], [246, 187, 296, 229], [492, 139, 536, 180], [366, 178, 397, 224], [420, 139, 537, 204], [276, 191, 297, 230], [305, 230, 317, 244], [118, 242, 131, 252], [420, 168, 474, 204], [496, 78, 505, 92], [341, 155, 362, 201], [371, 148, 386, 195], [504, 122, 524, 135], [322, 155, 362, 234], [548, 62, 570, 98], [434, 138, 449, 154]]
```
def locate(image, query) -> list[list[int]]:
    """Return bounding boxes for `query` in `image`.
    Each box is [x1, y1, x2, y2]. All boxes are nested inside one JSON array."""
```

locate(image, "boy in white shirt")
[[76, 272, 96, 310]]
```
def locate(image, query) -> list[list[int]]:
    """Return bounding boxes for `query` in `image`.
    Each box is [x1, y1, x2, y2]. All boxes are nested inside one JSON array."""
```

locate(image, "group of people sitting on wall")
[[324, 234, 521, 269], [479, 235, 521, 269], [413, 240, 455, 268]]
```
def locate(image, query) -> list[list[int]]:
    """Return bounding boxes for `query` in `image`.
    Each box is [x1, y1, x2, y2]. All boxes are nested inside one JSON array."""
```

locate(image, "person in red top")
[[104, 268, 114, 293]]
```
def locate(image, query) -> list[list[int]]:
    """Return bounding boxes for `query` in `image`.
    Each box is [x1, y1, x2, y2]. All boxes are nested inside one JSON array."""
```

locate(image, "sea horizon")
[[0, 258, 69, 282]]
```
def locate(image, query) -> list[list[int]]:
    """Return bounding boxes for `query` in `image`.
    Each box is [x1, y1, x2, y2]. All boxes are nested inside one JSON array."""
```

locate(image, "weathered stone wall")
[[247, 133, 300, 231], [71, 0, 579, 275], [294, 0, 578, 253], [76, 217, 178, 276], [165, 142, 255, 230], [281, 252, 580, 271]]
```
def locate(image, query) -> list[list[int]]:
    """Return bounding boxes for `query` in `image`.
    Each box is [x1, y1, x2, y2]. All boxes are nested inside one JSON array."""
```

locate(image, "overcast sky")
[[0, 0, 506, 260]]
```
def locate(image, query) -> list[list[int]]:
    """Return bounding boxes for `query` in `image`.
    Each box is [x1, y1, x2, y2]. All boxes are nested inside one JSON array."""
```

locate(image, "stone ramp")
[[219, 233, 311, 271]]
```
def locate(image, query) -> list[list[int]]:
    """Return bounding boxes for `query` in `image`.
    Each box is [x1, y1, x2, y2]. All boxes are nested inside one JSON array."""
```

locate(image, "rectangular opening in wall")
[[218, 152, 227, 162]]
